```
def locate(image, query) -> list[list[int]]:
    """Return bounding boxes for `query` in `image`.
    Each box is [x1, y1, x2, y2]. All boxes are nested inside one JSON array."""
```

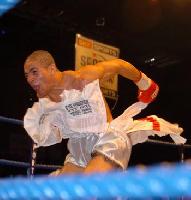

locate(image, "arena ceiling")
[[1, 0, 191, 67]]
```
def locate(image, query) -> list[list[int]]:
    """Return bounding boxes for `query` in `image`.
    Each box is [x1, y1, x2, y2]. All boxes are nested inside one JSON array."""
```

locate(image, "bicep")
[[77, 59, 140, 82], [77, 64, 104, 81], [77, 60, 120, 81]]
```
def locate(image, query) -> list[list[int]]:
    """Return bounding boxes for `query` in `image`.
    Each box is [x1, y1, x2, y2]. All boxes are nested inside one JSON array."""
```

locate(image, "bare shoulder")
[[60, 70, 76, 89], [63, 70, 76, 78], [62, 70, 79, 82], [62, 70, 87, 90]]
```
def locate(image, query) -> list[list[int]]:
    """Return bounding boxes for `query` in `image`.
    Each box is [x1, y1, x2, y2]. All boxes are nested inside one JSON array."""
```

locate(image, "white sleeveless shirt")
[[24, 80, 108, 146]]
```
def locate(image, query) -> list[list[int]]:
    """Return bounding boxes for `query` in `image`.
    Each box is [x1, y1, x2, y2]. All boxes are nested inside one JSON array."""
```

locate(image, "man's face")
[[24, 61, 54, 98]]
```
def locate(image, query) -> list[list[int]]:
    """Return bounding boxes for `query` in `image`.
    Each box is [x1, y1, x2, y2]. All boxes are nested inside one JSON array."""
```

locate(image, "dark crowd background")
[[0, 0, 191, 177]]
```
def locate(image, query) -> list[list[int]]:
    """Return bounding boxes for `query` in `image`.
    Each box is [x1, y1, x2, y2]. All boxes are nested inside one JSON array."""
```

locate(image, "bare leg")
[[84, 154, 120, 174], [50, 163, 84, 176]]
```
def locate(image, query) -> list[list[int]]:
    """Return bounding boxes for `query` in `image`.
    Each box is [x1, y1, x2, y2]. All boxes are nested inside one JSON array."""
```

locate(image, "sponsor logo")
[[93, 42, 119, 57], [77, 38, 92, 48], [65, 100, 92, 116]]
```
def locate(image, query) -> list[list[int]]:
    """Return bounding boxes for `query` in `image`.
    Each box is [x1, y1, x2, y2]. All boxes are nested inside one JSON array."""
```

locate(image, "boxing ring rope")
[[0, 0, 21, 16], [0, 116, 23, 126], [0, 159, 61, 171], [0, 163, 191, 199]]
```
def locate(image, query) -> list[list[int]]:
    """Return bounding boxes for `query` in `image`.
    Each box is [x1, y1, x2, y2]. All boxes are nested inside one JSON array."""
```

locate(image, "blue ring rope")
[[0, 116, 23, 126], [0, 163, 191, 199], [0, 0, 21, 16], [0, 159, 61, 170]]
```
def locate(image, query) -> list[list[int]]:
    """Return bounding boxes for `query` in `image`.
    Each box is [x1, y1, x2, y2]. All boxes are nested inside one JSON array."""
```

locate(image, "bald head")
[[24, 50, 56, 68]]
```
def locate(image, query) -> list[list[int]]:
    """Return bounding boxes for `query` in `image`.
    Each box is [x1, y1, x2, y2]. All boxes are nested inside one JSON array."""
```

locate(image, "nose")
[[27, 74, 35, 85]]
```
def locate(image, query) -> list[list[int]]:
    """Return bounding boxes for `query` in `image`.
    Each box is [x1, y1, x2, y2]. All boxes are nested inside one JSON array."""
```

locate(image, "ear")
[[48, 64, 57, 73]]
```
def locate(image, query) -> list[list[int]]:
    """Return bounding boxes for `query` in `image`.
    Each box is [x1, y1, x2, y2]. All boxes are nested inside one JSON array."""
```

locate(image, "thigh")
[[92, 132, 132, 170], [84, 154, 120, 173], [50, 162, 85, 176]]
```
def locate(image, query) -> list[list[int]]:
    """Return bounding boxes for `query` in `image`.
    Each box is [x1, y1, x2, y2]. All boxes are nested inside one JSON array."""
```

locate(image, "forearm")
[[105, 59, 159, 103], [92, 59, 141, 83], [110, 59, 141, 81], [106, 59, 159, 103]]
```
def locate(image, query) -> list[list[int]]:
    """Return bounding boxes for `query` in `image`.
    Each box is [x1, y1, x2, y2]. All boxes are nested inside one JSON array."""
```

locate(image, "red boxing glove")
[[135, 72, 159, 103], [138, 80, 159, 103]]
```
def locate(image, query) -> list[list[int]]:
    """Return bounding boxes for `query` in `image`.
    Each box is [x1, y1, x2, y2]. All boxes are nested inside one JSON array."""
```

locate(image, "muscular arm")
[[77, 59, 141, 82], [76, 59, 159, 104]]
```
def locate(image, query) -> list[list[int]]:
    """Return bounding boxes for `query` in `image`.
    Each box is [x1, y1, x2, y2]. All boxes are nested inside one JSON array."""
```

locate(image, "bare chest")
[[63, 78, 85, 91]]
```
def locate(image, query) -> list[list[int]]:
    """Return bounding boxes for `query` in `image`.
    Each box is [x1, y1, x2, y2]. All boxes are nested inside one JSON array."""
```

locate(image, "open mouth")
[[32, 85, 39, 92]]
